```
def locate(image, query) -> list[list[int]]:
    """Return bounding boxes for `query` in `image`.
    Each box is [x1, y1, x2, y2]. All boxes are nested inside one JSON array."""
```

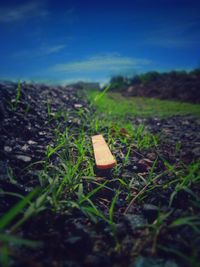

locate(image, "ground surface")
[[0, 82, 200, 267]]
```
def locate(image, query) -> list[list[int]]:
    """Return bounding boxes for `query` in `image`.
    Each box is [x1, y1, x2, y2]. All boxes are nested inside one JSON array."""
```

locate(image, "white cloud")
[[13, 44, 66, 58], [39, 45, 66, 56], [0, 2, 48, 23], [50, 54, 151, 73]]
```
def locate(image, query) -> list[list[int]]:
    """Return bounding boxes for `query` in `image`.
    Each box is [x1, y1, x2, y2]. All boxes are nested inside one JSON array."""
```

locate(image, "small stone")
[[38, 131, 46, 136], [21, 144, 29, 151], [4, 146, 12, 152], [27, 140, 37, 145], [125, 214, 146, 231], [15, 155, 32, 162], [74, 103, 83, 108], [132, 165, 138, 171]]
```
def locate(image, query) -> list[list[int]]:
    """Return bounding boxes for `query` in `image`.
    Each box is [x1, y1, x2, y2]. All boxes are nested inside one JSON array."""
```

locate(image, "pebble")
[[74, 103, 83, 108], [132, 165, 138, 171], [38, 131, 46, 136], [125, 214, 146, 230], [15, 155, 32, 162], [27, 140, 37, 145], [4, 146, 12, 152], [21, 144, 29, 151]]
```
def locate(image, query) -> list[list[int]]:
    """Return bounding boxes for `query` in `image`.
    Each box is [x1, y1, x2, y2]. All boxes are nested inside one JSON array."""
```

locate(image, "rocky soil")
[[0, 82, 87, 213], [0, 81, 200, 267]]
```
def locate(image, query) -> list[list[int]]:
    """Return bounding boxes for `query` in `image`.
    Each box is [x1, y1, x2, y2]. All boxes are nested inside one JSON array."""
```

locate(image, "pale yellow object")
[[92, 135, 116, 169]]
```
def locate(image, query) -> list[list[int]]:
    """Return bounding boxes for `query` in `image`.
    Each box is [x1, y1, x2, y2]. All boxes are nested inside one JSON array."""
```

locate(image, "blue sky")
[[0, 0, 200, 84]]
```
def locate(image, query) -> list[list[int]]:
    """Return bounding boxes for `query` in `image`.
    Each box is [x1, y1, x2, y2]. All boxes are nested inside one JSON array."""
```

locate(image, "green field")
[[88, 91, 200, 118]]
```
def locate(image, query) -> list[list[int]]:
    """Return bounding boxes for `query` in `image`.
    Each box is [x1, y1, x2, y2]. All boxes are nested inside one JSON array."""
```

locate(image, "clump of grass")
[[168, 160, 200, 207], [10, 81, 21, 111]]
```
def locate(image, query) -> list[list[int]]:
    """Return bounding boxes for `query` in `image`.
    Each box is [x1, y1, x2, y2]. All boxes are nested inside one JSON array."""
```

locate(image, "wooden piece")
[[92, 135, 116, 169]]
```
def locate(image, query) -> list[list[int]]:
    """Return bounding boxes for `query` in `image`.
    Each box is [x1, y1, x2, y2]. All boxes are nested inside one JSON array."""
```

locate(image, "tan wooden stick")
[[92, 135, 116, 169]]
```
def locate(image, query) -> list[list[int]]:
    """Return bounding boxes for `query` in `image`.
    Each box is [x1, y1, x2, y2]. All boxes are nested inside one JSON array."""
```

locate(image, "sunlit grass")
[[88, 91, 200, 118]]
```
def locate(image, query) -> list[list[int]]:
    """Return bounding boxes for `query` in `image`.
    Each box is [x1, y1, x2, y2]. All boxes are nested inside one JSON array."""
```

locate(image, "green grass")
[[88, 91, 200, 118], [9, 81, 21, 111]]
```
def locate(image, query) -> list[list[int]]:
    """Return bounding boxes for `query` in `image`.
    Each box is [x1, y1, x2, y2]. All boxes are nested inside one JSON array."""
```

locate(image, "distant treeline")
[[108, 69, 200, 103]]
